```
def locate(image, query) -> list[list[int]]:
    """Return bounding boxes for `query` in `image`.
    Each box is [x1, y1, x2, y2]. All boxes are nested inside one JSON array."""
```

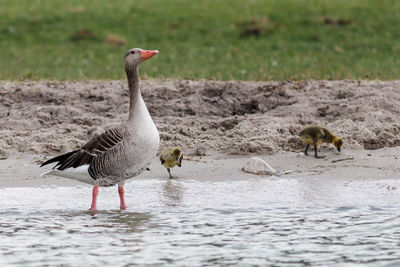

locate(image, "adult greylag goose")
[[40, 48, 160, 210]]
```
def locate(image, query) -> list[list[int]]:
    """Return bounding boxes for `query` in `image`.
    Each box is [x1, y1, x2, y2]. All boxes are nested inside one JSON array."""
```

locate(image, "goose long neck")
[[126, 65, 140, 121]]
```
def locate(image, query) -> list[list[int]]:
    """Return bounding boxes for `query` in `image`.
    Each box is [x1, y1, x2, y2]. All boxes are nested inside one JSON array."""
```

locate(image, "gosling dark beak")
[[140, 49, 159, 60], [178, 154, 183, 167], [337, 147, 341, 152]]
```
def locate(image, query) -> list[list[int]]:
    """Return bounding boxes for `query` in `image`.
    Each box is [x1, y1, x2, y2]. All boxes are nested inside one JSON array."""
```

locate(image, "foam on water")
[[1, 178, 400, 266]]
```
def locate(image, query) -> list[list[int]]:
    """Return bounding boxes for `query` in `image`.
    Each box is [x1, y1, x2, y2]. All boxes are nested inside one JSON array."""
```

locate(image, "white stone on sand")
[[242, 157, 277, 176]]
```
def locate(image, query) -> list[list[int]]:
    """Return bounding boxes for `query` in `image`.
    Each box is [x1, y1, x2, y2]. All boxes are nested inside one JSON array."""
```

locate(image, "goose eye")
[[131, 51, 135, 54]]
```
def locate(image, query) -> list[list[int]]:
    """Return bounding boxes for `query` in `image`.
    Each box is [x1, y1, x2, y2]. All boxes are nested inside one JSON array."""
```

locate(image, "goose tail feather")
[[40, 150, 79, 168]]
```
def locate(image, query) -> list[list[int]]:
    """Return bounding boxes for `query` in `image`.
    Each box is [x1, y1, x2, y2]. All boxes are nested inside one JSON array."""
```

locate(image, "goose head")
[[333, 136, 343, 152], [124, 48, 159, 68], [172, 147, 183, 167]]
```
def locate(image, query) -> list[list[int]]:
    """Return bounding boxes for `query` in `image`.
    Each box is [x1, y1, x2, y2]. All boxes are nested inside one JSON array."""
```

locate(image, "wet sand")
[[1, 146, 399, 187], [0, 79, 399, 186]]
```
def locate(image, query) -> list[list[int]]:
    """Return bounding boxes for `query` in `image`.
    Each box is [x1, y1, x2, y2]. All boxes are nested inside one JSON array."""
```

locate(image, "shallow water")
[[1, 177, 400, 266]]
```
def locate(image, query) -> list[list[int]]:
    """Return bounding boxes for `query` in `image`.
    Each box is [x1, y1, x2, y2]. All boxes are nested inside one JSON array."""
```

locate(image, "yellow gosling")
[[160, 147, 183, 178], [298, 126, 343, 158]]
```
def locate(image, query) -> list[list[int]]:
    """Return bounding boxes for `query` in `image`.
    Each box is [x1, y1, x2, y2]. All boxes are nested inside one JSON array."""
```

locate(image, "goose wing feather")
[[41, 127, 126, 180]]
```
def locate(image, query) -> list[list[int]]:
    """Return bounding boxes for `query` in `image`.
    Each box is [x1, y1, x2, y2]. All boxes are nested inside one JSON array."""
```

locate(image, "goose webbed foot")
[[314, 147, 325, 159], [304, 144, 309, 156], [167, 168, 175, 179]]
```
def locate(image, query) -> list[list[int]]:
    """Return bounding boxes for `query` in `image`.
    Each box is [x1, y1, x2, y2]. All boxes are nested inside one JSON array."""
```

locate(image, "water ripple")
[[1, 178, 400, 266]]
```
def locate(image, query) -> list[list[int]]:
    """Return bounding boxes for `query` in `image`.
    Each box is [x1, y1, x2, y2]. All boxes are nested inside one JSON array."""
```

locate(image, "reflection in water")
[[162, 179, 183, 206], [1, 179, 400, 266], [85, 211, 153, 234]]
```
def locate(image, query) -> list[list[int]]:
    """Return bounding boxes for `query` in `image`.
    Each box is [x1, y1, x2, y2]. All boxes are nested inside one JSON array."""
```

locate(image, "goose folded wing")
[[54, 128, 124, 177]]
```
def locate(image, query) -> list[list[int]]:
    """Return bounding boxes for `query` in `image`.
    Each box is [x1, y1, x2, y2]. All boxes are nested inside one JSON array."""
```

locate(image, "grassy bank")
[[1, 0, 400, 81]]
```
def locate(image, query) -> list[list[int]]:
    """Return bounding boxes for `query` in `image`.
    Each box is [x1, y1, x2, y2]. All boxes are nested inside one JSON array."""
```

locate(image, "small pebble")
[[242, 157, 277, 176], [386, 186, 397, 190]]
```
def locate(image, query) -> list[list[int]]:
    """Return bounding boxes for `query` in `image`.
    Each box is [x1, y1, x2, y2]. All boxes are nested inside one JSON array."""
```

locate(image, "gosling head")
[[124, 48, 159, 69], [333, 136, 343, 152], [172, 147, 183, 167]]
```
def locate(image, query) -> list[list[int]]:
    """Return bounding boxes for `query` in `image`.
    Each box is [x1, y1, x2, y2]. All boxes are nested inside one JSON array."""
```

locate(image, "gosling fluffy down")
[[298, 126, 343, 158], [160, 147, 183, 178]]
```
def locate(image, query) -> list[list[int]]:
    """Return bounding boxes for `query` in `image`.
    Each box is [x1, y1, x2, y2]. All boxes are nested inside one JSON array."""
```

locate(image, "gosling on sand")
[[160, 147, 183, 178], [298, 126, 343, 158]]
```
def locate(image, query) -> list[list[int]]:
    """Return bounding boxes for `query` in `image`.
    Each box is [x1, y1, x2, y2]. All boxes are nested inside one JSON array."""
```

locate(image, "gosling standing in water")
[[160, 147, 183, 178], [298, 126, 343, 158]]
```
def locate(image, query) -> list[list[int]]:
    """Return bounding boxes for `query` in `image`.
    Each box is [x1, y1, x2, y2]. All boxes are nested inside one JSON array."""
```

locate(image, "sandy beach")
[[1, 79, 400, 267], [0, 147, 399, 188], [0, 79, 399, 186]]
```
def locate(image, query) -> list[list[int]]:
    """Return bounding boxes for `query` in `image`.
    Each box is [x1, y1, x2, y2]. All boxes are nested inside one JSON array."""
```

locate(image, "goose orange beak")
[[141, 49, 159, 60]]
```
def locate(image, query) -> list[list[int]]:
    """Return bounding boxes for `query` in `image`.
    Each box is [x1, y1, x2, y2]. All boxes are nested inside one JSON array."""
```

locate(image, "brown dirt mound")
[[1, 79, 399, 156]]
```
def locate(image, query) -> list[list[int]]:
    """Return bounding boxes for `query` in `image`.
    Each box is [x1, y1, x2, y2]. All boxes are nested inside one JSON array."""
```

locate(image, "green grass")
[[1, 0, 400, 81]]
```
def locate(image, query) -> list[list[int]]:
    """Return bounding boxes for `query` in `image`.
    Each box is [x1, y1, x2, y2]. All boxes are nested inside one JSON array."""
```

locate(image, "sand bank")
[[0, 80, 399, 186], [1, 147, 399, 187]]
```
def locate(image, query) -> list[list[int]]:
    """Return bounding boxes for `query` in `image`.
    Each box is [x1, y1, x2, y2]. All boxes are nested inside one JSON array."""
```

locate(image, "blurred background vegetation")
[[1, 0, 400, 81]]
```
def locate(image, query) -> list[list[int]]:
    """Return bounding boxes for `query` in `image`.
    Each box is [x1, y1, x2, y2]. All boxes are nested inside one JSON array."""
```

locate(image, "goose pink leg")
[[89, 186, 99, 210], [118, 185, 127, 210]]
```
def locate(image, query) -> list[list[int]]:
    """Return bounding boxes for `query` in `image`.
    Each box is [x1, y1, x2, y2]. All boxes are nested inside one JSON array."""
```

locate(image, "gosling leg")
[[167, 168, 173, 179], [304, 144, 310, 155], [314, 146, 325, 159]]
